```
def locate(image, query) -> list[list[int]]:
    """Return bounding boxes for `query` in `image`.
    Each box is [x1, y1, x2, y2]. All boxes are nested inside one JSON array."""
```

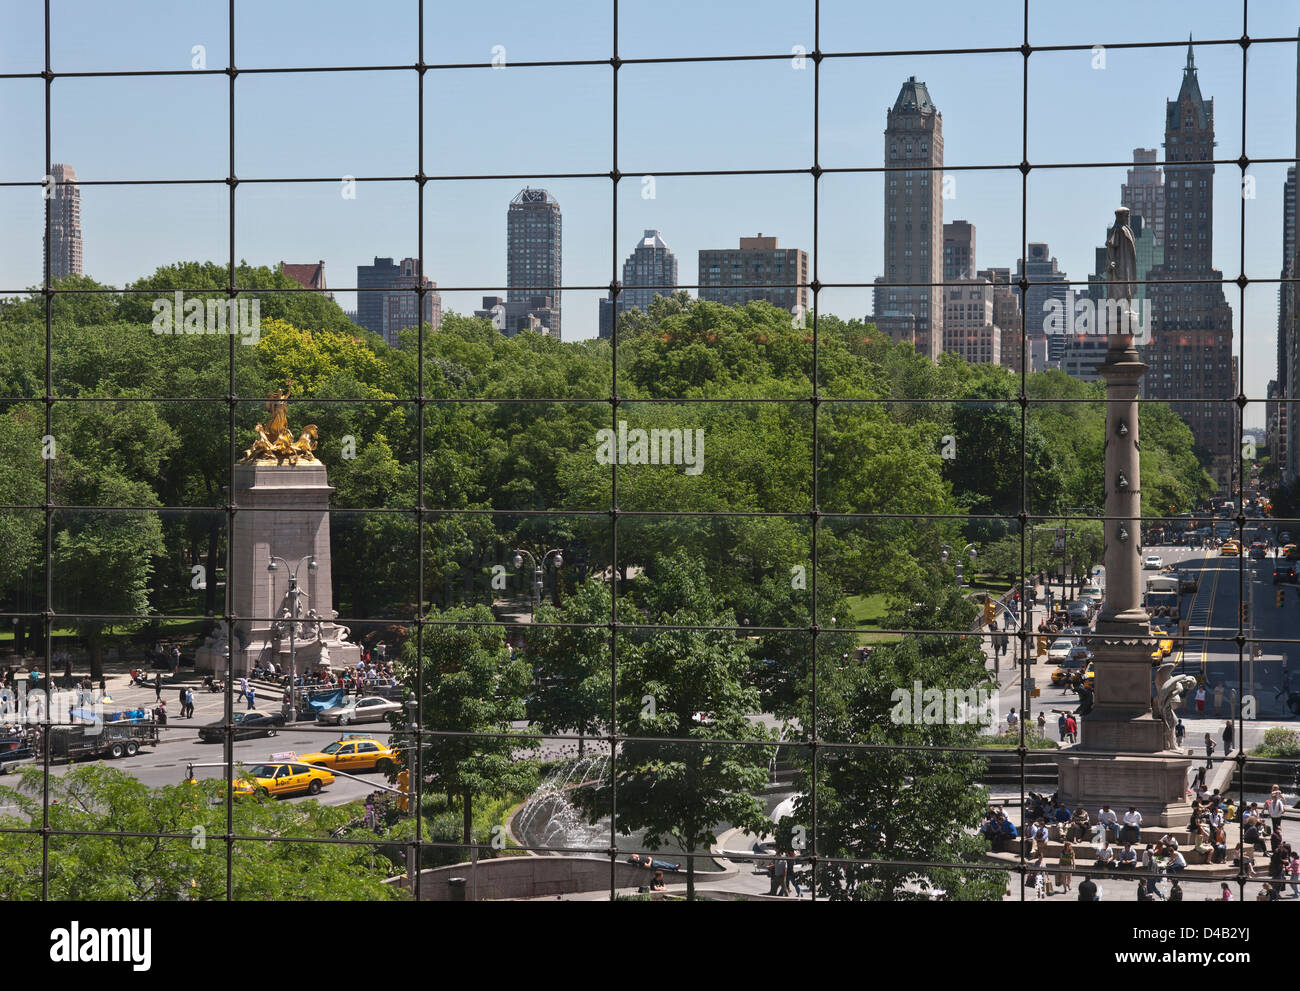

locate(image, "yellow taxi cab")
[[1285, 544, 1299, 561], [233, 760, 335, 798], [1081, 661, 1095, 687], [1220, 540, 1241, 556], [1149, 636, 1175, 660], [297, 736, 398, 775]]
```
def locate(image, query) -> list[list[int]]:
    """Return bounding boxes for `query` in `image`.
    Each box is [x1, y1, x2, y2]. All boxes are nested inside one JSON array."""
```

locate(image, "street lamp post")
[[512, 548, 564, 619], [267, 553, 317, 721], [940, 543, 978, 588]]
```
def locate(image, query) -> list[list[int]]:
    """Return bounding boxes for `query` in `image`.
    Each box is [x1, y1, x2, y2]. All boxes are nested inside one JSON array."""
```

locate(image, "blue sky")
[[0, 0, 1297, 423]]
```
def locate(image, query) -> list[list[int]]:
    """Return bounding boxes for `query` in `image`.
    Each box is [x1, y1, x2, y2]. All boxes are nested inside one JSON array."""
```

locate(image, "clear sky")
[[0, 0, 1297, 425]]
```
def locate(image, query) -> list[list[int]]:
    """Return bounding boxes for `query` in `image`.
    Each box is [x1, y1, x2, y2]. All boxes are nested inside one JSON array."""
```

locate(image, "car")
[[315, 695, 403, 726], [297, 736, 399, 774], [1143, 555, 1163, 570], [1286, 544, 1300, 561], [1051, 655, 1090, 685], [1251, 542, 1267, 560], [1220, 541, 1241, 556], [1047, 638, 1076, 663], [1081, 661, 1095, 686], [1173, 571, 1199, 593], [1149, 635, 1174, 660], [234, 761, 334, 798], [1274, 562, 1297, 585], [197, 710, 285, 743], [1280, 531, 1293, 545]]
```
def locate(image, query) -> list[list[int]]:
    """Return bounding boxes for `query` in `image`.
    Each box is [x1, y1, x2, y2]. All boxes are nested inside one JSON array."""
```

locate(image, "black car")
[[1273, 563, 1297, 585], [197, 710, 285, 742]]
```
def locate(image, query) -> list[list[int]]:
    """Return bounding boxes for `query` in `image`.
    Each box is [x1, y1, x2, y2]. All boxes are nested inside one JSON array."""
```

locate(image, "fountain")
[[513, 754, 610, 854]]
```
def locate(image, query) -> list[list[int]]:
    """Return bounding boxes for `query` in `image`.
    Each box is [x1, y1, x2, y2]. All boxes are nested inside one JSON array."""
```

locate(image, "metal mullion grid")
[[39, 0, 52, 901], [223, 0, 237, 903], [12, 0, 1287, 902], [607, 0, 618, 902], [1016, 0, 1030, 903], [414, 0, 426, 902]]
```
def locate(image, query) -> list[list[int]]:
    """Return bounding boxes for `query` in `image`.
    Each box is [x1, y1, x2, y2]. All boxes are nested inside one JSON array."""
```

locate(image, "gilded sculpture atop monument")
[[240, 387, 319, 464]]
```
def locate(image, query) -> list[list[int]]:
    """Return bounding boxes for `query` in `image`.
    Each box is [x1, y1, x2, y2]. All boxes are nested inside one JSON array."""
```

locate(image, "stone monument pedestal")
[[196, 461, 359, 678]]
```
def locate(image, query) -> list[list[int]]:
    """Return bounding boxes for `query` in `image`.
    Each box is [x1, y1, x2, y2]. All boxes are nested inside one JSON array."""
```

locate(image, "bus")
[[1143, 574, 1181, 621]]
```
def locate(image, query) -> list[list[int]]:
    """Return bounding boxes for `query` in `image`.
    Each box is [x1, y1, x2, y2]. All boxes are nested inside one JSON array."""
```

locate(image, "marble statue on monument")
[[1155, 661, 1198, 752], [1052, 207, 1194, 828], [196, 387, 360, 680]]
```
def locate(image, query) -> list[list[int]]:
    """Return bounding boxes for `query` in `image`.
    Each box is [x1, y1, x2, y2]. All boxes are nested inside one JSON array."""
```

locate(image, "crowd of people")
[[983, 785, 1300, 900]]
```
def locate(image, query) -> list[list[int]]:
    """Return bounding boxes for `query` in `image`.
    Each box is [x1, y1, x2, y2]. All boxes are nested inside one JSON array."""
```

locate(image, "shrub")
[[1252, 727, 1300, 759]]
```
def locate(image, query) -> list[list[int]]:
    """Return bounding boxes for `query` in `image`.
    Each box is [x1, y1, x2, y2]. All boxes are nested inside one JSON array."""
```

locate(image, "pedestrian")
[[1077, 876, 1098, 901], [1267, 790, 1285, 834], [1194, 683, 1206, 713], [1222, 720, 1233, 756], [768, 854, 786, 896], [246, 686, 256, 710], [1065, 714, 1077, 744], [178, 685, 186, 711], [1058, 840, 1075, 893], [1204, 733, 1215, 769], [1174, 719, 1185, 748], [786, 852, 802, 898], [184, 687, 194, 718], [1213, 682, 1224, 716], [1057, 712, 1068, 741], [154, 672, 162, 701], [1036, 710, 1047, 736], [1006, 707, 1018, 732], [1288, 852, 1300, 898]]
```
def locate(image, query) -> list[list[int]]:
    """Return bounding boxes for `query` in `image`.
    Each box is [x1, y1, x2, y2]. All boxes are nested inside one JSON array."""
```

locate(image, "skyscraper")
[[1121, 149, 1165, 249], [507, 187, 563, 339], [356, 256, 401, 337], [943, 220, 975, 281], [1143, 42, 1237, 491], [977, 266, 1025, 372], [44, 163, 82, 280], [873, 76, 944, 362], [1015, 243, 1070, 365], [379, 257, 441, 347], [1285, 29, 1300, 484], [1278, 165, 1295, 480], [599, 229, 679, 338]]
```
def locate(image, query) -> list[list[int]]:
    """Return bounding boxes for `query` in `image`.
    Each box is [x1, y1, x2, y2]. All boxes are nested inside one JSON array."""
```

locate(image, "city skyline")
[[0, 0, 1296, 426]]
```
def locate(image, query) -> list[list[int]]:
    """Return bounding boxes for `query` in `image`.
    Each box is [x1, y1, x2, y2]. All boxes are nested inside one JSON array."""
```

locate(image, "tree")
[[578, 550, 774, 900], [527, 577, 612, 757], [0, 765, 401, 900], [785, 583, 1005, 901], [392, 603, 537, 844]]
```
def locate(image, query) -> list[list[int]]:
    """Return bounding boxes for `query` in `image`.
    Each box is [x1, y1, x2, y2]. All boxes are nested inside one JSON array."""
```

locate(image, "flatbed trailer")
[[44, 718, 160, 762]]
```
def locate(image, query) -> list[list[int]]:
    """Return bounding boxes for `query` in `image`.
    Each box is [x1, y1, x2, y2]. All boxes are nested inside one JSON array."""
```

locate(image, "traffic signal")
[[983, 598, 997, 625], [1279, 590, 1286, 608], [397, 768, 410, 814]]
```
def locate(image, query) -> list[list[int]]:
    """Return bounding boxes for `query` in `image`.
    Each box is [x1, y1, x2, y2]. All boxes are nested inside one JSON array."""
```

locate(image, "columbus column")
[[1055, 207, 1193, 828]]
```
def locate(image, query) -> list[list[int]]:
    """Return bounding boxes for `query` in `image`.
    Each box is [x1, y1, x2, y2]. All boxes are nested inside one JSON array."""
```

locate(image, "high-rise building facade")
[[44, 163, 83, 280], [1276, 166, 1294, 480], [1015, 243, 1070, 365], [507, 188, 562, 339], [941, 277, 1000, 365], [379, 257, 441, 347], [600, 230, 679, 338], [1285, 31, 1300, 483], [356, 256, 401, 337], [977, 266, 1026, 372], [1121, 149, 1165, 249], [697, 235, 808, 314], [943, 220, 975, 281], [1143, 43, 1237, 491], [873, 76, 944, 362]]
